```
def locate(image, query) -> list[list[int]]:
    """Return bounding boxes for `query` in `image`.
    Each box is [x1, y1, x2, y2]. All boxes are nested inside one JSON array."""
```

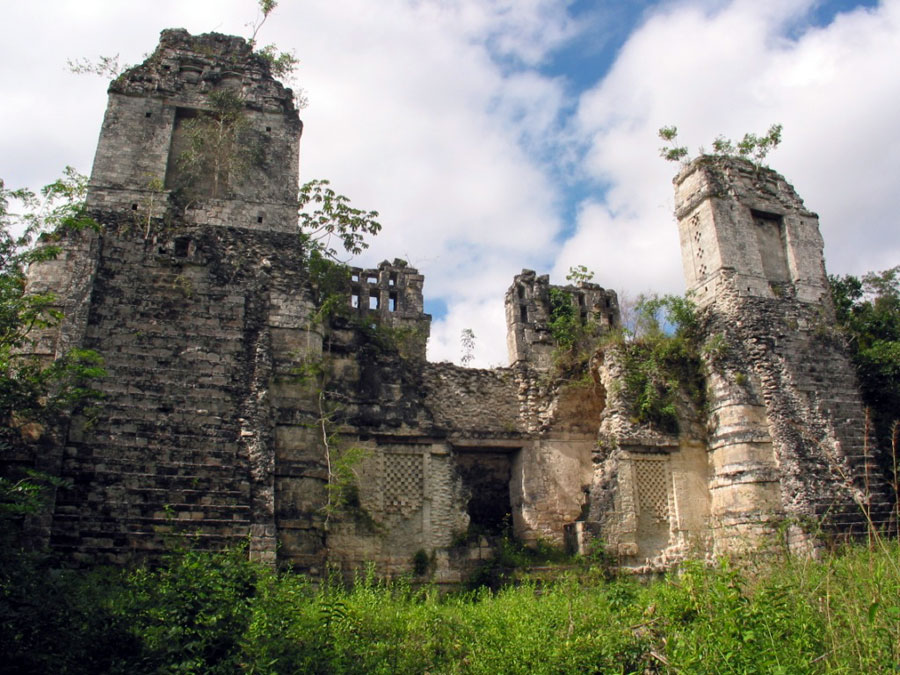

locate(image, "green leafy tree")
[[247, 0, 302, 94], [611, 294, 704, 432], [174, 90, 261, 201], [298, 179, 381, 263], [566, 264, 595, 284], [659, 123, 783, 167], [830, 266, 900, 447], [658, 125, 688, 164], [0, 171, 105, 530]]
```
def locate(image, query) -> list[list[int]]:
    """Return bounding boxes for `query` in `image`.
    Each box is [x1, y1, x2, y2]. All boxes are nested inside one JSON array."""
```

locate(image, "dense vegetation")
[[1, 538, 898, 673], [829, 266, 900, 451], [610, 294, 705, 433]]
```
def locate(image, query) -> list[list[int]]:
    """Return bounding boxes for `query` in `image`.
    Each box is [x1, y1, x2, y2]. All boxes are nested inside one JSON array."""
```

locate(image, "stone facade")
[[578, 158, 894, 568], [12, 30, 894, 578]]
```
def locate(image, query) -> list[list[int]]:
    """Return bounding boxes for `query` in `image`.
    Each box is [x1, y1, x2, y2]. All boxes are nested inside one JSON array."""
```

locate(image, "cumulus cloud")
[[0, 0, 576, 367], [566, 0, 900, 299], [2, 0, 897, 369]]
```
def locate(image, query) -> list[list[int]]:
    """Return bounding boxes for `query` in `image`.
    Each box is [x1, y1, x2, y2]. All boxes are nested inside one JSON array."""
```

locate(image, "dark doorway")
[[455, 450, 515, 534]]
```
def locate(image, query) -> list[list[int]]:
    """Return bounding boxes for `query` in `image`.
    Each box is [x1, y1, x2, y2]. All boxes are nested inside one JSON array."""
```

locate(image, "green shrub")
[[2, 541, 898, 673]]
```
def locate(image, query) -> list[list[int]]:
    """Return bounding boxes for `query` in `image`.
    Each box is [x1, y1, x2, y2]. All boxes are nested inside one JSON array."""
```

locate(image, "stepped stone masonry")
[[10, 30, 893, 578]]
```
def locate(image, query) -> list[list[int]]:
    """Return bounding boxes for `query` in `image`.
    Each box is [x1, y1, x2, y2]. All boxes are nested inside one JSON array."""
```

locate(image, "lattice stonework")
[[383, 453, 423, 517], [634, 457, 670, 521]]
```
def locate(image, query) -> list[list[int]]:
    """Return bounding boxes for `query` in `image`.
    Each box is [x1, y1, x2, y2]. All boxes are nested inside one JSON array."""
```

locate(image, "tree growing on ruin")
[[460, 328, 476, 366], [174, 90, 261, 201], [298, 179, 381, 263], [658, 123, 783, 167], [566, 264, 595, 284]]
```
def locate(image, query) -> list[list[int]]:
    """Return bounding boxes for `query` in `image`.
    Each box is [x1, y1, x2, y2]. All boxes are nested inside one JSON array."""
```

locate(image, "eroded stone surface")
[[12, 31, 893, 580]]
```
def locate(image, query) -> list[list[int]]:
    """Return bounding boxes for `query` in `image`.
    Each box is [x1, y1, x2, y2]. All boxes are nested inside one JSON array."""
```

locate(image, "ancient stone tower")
[[673, 156, 892, 551], [576, 158, 893, 569], [25, 29, 309, 564]]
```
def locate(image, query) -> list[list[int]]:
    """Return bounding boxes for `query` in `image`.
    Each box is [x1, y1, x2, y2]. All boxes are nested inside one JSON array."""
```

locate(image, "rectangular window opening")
[[367, 275, 378, 285], [388, 292, 397, 312], [351, 273, 359, 283], [388, 273, 397, 286], [369, 295, 380, 310], [351, 292, 360, 309], [751, 210, 790, 284], [520, 304, 528, 323], [174, 237, 191, 258]]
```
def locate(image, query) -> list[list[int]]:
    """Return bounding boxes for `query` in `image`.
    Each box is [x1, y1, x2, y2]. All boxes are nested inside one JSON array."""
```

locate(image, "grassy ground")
[[2, 539, 898, 673]]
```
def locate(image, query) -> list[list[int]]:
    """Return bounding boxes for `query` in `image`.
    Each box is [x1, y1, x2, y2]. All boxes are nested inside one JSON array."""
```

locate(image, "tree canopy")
[[830, 266, 900, 447]]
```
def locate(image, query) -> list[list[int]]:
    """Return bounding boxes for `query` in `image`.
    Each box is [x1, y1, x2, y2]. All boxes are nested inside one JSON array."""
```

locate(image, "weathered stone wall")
[[580, 347, 710, 570], [25, 222, 312, 563], [15, 29, 890, 580]]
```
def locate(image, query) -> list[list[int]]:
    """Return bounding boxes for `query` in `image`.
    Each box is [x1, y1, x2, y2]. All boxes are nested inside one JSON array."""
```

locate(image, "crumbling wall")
[[25, 222, 312, 563], [505, 269, 618, 369], [581, 347, 710, 570], [347, 260, 431, 359]]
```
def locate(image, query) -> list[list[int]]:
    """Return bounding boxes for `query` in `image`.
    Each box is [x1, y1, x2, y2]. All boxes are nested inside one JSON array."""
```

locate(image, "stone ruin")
[[9, 29, 894, 581]]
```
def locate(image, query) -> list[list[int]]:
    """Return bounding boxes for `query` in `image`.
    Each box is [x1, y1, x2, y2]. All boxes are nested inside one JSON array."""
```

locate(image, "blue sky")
[[1, 0, 898, 365]]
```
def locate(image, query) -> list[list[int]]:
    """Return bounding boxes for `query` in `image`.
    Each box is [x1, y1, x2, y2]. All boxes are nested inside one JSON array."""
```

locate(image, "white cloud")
[[569, 0, 900, 299], [3, 1, 896, 371], [269, 0, 572, 365], [0, 0, 575, 368]]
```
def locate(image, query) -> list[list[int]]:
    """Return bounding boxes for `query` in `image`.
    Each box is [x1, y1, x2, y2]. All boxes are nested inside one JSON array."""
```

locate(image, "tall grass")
[[2, 540, 898, 673]]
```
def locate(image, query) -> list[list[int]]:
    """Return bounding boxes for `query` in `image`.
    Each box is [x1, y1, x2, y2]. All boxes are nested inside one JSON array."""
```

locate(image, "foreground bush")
[[1, 540, 898, 673]]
